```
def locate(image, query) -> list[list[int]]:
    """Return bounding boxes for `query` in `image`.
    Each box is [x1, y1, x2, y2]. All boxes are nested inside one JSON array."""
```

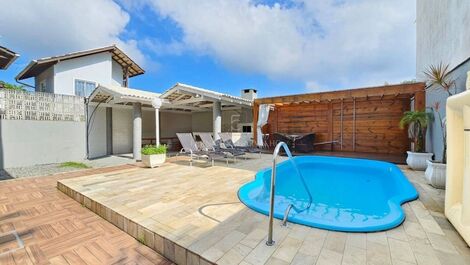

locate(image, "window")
[[74, 79, 96, 97]]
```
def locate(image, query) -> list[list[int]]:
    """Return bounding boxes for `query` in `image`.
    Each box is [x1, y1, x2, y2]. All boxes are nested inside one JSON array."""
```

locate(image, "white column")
[[213, 101, 222, 140], [155, 107, 160, 146], [133, 102, 142, 161], [152, 98, 163, 146]]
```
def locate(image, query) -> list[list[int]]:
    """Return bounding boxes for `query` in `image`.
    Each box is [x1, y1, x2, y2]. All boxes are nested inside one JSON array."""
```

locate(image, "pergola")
[[0, 46, 19, 70], [89, 83, 252, 160]]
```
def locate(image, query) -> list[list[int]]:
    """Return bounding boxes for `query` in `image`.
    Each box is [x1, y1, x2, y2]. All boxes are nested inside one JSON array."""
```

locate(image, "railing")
[[0, 89, 85, 121], [266, 141, 313, 246]]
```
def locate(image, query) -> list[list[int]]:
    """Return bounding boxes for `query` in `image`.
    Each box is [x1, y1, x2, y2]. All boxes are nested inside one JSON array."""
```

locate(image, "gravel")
[[0, 155, 135, 180]]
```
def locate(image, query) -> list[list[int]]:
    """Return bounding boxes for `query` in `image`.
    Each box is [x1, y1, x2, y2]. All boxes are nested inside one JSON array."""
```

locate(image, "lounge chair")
[[218, 133, 263, 158], [176, 133, 229, 166], [196, 133, 246, 159]]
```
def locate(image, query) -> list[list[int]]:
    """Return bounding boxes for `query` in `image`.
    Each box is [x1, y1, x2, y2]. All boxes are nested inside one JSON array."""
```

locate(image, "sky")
[[0, 0, 416, 98]]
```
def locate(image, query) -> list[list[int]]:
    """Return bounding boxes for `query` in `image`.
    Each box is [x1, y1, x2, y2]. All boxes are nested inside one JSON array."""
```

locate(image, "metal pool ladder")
[[266, 142, 313, 246]]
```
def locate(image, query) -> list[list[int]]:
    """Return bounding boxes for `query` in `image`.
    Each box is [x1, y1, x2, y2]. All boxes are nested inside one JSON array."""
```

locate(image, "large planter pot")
[[406, 151, 433, 171], [425, 160, 446, 189], [142, 154, 166, 168]]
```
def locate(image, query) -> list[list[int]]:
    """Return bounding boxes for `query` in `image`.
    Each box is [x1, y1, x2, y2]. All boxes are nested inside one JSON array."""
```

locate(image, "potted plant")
[[425, 103, 446, 188], [399, 110, 433, 170], [422, 63, 457, 188], [141, 145, 167, 168]]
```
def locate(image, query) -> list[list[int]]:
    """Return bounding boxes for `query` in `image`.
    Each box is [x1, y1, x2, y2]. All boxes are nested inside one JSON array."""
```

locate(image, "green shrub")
[[141, 145, 167, 155], [0, 81, 26, 91]]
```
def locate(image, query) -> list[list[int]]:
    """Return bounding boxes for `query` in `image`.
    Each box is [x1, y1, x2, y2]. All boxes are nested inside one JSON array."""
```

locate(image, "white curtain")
[[256, 104, 271, 147]]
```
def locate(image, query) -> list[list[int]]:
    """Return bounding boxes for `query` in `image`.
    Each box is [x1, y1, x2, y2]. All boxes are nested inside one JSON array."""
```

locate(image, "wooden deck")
[[0, 165, 171, 265], [58, 157, 470, 265]]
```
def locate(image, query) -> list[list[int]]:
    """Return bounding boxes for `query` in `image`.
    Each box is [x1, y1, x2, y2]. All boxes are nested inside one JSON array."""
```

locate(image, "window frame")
[[74, 79, 96, 98]]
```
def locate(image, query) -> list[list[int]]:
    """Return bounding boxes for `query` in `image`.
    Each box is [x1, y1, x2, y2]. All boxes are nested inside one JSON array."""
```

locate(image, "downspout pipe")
[[15, 78, 35, 90]]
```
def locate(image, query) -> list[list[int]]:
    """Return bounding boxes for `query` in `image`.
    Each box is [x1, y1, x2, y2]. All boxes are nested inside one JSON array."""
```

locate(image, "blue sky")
[[0, 0, 416, 98]]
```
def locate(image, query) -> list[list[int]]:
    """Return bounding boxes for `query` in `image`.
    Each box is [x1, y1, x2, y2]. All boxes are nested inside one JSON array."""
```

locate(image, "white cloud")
[[142, 0, 416, 91], [0, 0, 144, 65]]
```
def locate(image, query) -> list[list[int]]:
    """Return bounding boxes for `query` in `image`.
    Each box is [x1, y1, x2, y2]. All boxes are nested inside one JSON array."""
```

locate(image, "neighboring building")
[[0, 46, 19, 70], [8, 45, 254, 165], [416, 1, 470, 161], [15, 45, 144, 96]]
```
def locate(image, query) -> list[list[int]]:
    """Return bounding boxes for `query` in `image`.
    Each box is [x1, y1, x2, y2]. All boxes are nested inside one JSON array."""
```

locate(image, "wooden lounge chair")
[[176, 133, 228, 166]]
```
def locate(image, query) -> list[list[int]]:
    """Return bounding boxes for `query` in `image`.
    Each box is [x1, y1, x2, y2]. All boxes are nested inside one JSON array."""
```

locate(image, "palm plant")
[[424, 62, 456, 163], [423, 62, 457, 96], [399, 110, 433, 153]]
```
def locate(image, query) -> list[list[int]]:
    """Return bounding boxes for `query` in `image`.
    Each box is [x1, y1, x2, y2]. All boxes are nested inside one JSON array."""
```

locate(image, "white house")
[[16, 45, 143, 96], [15, 46, 255, 161]]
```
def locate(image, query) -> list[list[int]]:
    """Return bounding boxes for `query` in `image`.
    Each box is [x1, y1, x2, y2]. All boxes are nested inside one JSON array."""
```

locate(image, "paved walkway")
[[58, 156, 470, 265], [0, 165, 171, 265]]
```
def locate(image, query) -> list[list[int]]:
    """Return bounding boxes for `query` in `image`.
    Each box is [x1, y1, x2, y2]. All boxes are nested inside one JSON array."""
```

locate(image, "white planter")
[[425, 160, 446, 189], [142, 154, 166, 168], [406, 151, 433, 171]]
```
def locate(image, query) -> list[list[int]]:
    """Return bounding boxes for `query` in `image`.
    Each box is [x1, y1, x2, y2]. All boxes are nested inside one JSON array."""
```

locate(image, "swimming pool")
[[238, 156, 418, 232]]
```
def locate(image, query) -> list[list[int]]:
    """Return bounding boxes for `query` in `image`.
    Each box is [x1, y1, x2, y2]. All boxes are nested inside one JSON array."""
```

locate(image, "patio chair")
[[196, 133, 246, 160], [294, 133, 315, 153], [273, 133, 293, 149], [218, 133, 263, 158], [176, 133, 229, 166]]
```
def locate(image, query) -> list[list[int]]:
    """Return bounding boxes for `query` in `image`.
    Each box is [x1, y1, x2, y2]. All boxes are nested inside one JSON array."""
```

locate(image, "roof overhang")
[[89, 84, 163, 107], [16, 45, 144, 80], [89, 83, 253, 113], [0, 46, 19, 70], [159, 83, 252, 112]]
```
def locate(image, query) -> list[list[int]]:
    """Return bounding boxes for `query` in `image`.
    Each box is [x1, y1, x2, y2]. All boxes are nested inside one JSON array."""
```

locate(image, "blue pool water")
[[238, 156, 418, 232]]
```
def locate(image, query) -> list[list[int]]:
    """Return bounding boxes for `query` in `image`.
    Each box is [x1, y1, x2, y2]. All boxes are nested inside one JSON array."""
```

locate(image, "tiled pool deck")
[[58, 155, 470, 265]]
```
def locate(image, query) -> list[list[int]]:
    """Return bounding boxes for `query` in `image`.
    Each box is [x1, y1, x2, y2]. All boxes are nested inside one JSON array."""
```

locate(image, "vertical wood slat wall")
[[253, 83, 426, 156]]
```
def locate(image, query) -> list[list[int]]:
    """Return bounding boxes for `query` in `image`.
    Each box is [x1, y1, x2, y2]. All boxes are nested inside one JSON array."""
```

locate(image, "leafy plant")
[[399, 110, 433, 153], [424, 62, 456, 164], [423, 63, 457, 96], [59, 161, 90, 169], [0, 81, 26, 91], [141, 145, 167, 155]]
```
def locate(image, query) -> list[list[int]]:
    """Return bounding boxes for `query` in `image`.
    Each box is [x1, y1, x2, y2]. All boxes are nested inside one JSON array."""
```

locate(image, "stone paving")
[[58, 154, 470, 265]]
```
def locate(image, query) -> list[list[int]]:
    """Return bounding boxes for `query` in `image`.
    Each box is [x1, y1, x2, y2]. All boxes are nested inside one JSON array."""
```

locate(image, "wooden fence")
[[254, 83, 426, 155]]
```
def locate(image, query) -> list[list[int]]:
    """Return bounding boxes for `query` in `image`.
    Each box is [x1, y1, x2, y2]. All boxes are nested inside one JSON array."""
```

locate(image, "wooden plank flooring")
[[0, 165, 171, 265], [58, 157, 470, 265]]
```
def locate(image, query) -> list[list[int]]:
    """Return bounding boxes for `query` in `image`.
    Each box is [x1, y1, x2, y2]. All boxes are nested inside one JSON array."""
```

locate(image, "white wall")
[[417, 1, 470, 160], [53, 52, 116, 95], [0, 120, 86, 168], [191, 109, 246, 132], [112, 108, 133, 154], [142, 110, 192, 138], [111, 59, 124, 86], [87, 105, 107, 158], [160, 112, 192, 138], [416, 1, 470, 78]]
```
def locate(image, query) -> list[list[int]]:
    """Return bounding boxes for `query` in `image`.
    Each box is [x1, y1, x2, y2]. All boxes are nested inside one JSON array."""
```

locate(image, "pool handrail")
[[266, 141, 314, 246], [266, 141, 293, 246]]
